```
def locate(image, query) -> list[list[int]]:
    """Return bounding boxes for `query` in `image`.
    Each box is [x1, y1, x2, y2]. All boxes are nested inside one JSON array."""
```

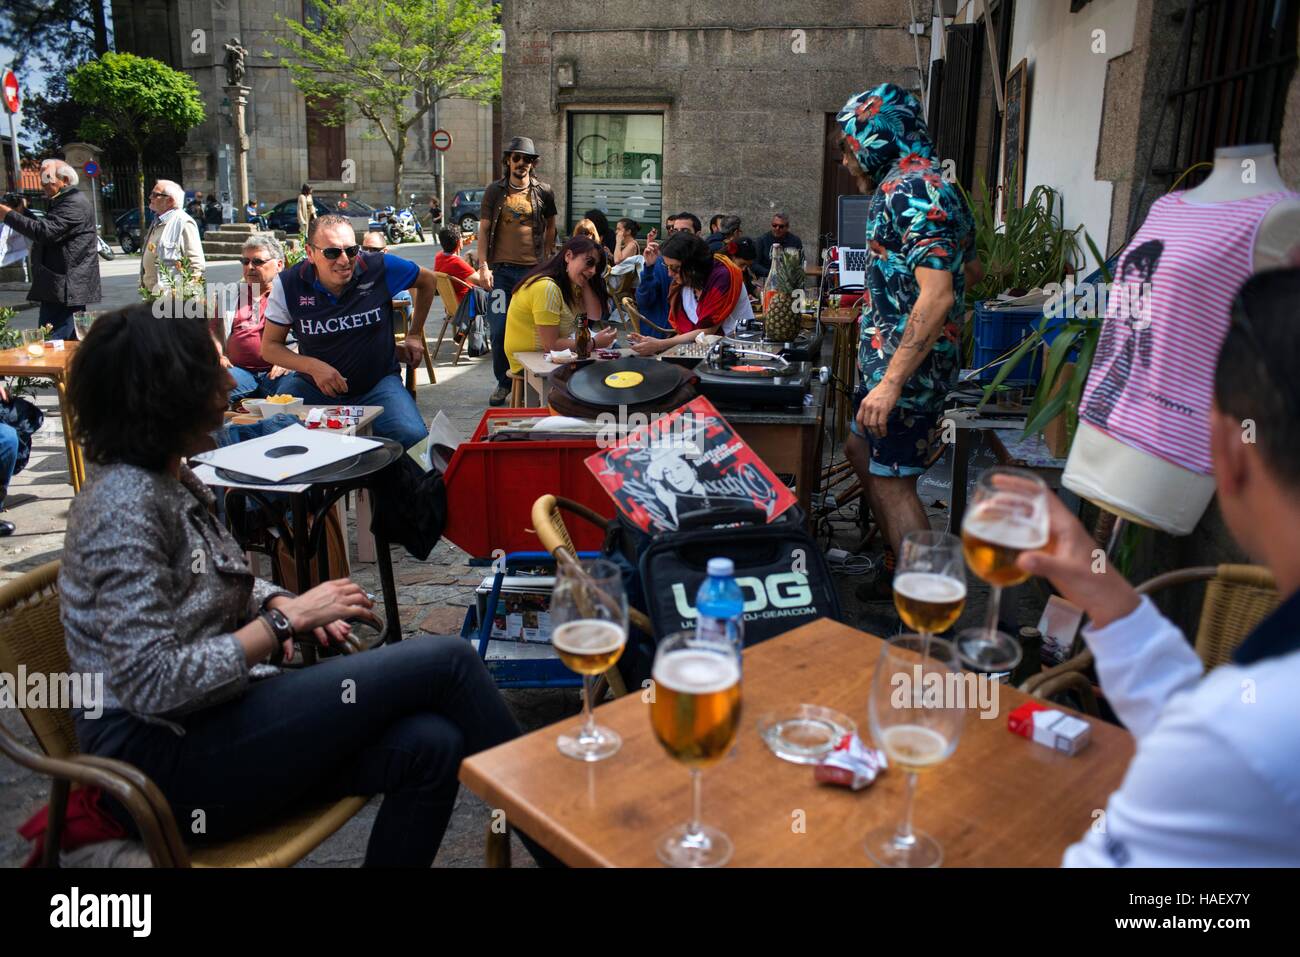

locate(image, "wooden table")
[[819, 307, 860, 444], [460, 618, 1135, 867], [0, 341, 85, 491], [512, 351, 564, 407]]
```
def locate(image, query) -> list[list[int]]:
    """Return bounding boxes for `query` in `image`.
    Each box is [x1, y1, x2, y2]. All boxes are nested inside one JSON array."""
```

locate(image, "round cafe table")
[[215, 437, 405, 663]]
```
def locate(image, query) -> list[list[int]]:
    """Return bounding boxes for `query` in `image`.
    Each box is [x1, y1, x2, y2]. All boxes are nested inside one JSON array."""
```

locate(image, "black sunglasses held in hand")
[[312, 244, 361, 260]]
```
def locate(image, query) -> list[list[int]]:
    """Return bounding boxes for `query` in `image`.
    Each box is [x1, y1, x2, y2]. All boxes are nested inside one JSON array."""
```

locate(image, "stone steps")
[[202, 225, 287, 259]]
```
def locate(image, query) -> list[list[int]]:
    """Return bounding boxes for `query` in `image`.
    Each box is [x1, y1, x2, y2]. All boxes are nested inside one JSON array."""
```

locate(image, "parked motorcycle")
[[385, 195, 425, 245]]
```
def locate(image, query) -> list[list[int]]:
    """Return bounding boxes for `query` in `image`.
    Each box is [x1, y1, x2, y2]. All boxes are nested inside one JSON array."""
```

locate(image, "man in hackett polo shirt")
[[261, 215, 436, 448]]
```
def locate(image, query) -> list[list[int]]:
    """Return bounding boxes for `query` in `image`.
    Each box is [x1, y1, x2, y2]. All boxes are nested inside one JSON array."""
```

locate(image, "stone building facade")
[[110, 0, 496, 213], [500, 0, 926, 260]]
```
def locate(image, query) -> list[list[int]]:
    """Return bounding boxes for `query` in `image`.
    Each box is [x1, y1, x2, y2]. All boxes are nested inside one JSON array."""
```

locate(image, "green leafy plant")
[[979, 232, 1112, 444], [0, 307, 53, 397], [273, 0, 501, 206], [68, 53, 205, 252]]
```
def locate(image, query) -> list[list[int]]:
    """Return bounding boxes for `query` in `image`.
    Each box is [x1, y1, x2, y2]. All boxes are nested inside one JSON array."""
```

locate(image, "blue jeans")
[[275, 371, 428, 449], [38, 302, 80, 341], [76, 636, 525, 867], [0, 422, 17, 507], [227, 366, 285, 405], [488, 262, 530, 388]]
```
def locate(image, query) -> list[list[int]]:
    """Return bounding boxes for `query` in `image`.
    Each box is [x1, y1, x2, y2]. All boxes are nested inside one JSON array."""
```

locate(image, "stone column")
[[223, 84, 252, 210]]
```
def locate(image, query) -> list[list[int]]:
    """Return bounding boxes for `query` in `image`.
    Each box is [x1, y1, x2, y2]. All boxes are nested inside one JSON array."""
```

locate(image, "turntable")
[[693, 341, 823, 410], [728, 325, 825, 363]]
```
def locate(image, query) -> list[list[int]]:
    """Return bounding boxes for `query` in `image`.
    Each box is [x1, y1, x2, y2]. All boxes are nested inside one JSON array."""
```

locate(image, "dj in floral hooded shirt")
[[837, 83, 975, 476]]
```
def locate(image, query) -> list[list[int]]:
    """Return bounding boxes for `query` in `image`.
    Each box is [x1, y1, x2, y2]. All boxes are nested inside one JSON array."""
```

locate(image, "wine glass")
[[550, 557, 628, 762], [865, 634, 967, 867], [73, 311, 96, 341], [648, 630, 743, 868], [893, 531, 966, 649], [958, 467, 1049, 675]]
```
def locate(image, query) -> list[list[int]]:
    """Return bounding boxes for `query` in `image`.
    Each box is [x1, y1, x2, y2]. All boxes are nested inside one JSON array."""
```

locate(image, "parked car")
[[112, 207, 158, 254], [265, 197, 331, 235], [315, 195, 379, 238], [450, 188, 484, 232]]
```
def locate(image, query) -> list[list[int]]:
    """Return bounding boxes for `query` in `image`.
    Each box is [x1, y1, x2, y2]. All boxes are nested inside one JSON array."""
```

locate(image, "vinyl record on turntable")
[[567, 356, 681, 407]]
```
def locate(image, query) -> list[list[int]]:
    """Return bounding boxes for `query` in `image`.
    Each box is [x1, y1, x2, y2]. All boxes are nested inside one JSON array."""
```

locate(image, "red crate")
[[441, 409, 616, 559]]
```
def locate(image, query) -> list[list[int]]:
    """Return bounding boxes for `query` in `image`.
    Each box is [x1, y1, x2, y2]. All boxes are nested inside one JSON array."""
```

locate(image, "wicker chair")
[[0, 561, 367, 867], [530, 494, 659, 700], [1021, 564, 1280, 715]]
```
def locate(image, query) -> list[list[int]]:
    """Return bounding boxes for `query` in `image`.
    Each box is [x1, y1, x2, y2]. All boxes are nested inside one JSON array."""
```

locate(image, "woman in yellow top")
[[505, 236, 616, 375]]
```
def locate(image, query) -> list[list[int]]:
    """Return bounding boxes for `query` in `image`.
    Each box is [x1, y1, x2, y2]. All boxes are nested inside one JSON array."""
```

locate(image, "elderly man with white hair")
[[0, 158, 102, 339], [209, 233, 295, 405], [140, 178, 206, 296]]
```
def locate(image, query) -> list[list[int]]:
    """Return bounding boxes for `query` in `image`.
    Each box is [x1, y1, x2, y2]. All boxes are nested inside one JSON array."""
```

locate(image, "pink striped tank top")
[[1078, 190, 1299, 474]]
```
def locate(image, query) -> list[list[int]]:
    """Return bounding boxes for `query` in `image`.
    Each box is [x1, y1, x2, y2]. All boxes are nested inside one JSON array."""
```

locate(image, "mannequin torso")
[[1064, 145, 1300, 535]]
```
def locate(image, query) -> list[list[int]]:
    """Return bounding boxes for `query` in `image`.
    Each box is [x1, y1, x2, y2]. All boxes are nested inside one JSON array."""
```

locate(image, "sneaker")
[[488, 385, 510, 407]]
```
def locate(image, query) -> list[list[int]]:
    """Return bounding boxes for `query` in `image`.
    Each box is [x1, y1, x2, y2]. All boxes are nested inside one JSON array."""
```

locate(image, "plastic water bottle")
[[695, 557, 745, 659]]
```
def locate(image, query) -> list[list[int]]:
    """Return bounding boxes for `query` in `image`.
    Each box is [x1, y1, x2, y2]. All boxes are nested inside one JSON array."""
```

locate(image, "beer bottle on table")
[[575, 312, 592, 359], [762, 245, 783, 313], [695, 558, 745, 665]]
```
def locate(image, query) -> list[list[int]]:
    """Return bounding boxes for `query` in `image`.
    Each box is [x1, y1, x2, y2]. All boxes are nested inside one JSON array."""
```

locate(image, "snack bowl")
[[261, 395, 304, 416]]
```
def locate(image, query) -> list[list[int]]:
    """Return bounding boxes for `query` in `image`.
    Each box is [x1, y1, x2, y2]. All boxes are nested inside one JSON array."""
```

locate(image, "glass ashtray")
[[757, 705, 857, 765]]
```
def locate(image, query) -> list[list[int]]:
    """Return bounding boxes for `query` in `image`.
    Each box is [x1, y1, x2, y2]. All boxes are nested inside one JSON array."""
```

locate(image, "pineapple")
[[763, 250, 806, 343]]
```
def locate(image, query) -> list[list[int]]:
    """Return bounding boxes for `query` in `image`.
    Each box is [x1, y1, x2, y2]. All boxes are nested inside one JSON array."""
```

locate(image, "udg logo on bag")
[[672, 572, 814, 622]]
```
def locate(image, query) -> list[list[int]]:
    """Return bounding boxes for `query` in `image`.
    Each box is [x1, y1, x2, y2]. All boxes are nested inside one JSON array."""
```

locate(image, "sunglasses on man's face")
[[149, 191, 167, 199], [771, 222, 788, 230], [509, 153, 532, 163], [312, 244, 361, 260], [240, 257, 274, 267]]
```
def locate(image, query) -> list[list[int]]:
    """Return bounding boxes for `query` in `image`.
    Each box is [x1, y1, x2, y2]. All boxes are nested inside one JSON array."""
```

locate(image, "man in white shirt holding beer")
[[1020, 268, 1300, 867]]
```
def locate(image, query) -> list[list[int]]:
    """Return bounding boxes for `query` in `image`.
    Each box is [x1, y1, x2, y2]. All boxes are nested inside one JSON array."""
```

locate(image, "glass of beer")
[[958, 467, 1049, 675], [550, 558, 628, 762], [893, 531, 966, 641], [649, 630, 743, 867], [865, 634, 966, 867], [21, 326, 46, 358]]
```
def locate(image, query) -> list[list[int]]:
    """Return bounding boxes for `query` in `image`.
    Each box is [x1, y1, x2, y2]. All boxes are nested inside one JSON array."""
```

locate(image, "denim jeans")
[[76, 636, 526, 867], [0, 422, 17, 508], [38, 301, 80, 341], [275, 372, 428, 449], [226, 366, 285, 405], [487, 262, 530, 388]]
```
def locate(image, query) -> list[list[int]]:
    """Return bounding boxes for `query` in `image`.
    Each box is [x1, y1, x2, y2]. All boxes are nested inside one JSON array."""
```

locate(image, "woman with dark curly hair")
[[628, 231, 752, 356], [58, 304, 530, 867]]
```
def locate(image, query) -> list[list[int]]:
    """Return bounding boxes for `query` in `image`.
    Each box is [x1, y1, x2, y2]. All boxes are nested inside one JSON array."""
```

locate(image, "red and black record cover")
[[584, 396, 798, 533]]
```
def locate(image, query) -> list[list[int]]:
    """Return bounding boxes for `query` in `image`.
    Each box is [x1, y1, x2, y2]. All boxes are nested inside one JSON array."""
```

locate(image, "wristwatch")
[[259, 606, 294, 665]]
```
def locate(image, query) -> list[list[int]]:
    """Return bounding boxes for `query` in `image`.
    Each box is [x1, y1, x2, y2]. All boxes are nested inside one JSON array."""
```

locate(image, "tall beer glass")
[[649, 631, 742, 867], [958, 467, 1049, 673], [551, 558, 628, 762], [893, 531, 966, 642], [865, 634, 966, 867]]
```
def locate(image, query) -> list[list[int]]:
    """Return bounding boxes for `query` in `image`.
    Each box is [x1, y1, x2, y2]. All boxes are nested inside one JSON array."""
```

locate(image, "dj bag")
[[630, 505, 841, 678]]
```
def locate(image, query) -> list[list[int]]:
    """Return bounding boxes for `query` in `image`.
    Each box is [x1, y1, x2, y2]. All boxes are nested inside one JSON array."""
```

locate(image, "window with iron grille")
[[1147, 0, 1298, 193]]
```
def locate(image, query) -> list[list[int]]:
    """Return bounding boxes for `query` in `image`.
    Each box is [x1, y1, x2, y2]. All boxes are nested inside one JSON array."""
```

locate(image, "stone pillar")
[[223, 84, 251, 211]]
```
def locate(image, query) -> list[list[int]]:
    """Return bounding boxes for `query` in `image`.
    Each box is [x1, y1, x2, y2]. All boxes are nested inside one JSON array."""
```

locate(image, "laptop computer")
[[836, 194, 871, 289]]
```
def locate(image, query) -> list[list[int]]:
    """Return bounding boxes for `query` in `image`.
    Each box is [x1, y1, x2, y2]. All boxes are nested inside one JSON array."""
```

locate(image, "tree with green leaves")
[[274, 0, 501, 206], [67, 53, 205, 244]]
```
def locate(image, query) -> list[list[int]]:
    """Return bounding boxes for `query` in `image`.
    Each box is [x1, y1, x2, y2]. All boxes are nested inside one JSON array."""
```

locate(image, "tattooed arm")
[[856, 267, 955, 437]]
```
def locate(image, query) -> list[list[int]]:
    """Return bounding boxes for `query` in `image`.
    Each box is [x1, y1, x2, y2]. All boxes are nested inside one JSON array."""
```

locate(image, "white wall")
[[1007, 0, 1137, 272]]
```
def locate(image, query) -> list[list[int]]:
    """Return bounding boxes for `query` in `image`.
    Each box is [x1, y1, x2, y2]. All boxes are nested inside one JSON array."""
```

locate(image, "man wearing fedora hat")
[[478, 136, 558, 405]]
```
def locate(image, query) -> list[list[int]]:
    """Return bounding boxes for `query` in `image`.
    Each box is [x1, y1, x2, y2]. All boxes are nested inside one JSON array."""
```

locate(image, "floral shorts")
[[850, 388, 946, 478]]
